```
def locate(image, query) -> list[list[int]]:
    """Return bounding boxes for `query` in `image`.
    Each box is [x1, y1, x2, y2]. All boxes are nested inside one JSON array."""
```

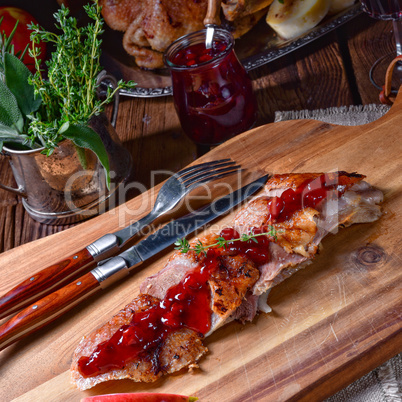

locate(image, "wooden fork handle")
[[0, 272, 100, 351], [204, 0, 221, 26], [0, 248, 95, 320]]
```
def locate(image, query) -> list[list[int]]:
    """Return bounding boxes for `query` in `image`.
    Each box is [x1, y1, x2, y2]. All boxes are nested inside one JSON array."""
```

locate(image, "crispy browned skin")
[[264, 172, 365, 192], [100, 0, 142, 32], [142, 234, 260, 334], [101, 0, 208, 69], [208, 254, 260, 333], [234, 171, 366, 230]]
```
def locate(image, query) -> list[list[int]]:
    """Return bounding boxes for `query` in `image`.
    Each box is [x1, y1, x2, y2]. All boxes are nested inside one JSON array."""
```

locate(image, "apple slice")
[[81, 393, 198, 402], [266, 0, 331, 40]]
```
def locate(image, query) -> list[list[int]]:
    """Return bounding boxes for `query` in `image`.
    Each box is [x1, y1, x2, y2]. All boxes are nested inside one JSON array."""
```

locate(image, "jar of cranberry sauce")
[[164, 28, 257, 146]]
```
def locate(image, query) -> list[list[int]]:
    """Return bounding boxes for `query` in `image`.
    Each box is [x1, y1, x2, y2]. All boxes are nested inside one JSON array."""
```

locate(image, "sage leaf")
[[62, 124, 111, 188], [0, 79, 23, 128], [0, 122, 28, 148], [0, 122, 21, 137], [74, 145, 88, 170], [4, 52, 41, 116]]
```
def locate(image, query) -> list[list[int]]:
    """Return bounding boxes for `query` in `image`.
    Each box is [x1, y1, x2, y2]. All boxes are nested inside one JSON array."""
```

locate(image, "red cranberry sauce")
[[219, 227, 271, 266], [78, 250, 221, 378], [267, 173, 347, 223], [169, 39, 257, 145], [171, 40, 227, 67]]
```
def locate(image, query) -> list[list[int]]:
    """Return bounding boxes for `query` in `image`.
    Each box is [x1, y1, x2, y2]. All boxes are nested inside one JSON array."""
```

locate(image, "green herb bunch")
[[0, 1, 135, 186]]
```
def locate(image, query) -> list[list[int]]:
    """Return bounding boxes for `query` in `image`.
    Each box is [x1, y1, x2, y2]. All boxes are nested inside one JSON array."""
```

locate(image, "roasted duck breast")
[[71, 172, 383, 390]]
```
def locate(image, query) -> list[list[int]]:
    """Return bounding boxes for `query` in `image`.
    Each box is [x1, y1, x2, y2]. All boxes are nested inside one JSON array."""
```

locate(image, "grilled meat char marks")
[[71, 172, 383, 390], [206, 254, 260, 335]]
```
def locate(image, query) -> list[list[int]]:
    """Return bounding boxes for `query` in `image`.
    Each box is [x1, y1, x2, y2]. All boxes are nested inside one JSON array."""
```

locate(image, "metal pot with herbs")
[[0, 1, 135, 224]]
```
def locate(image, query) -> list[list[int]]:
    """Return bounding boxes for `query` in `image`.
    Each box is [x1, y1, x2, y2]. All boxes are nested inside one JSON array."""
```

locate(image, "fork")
[[0, 159, 240, 319]]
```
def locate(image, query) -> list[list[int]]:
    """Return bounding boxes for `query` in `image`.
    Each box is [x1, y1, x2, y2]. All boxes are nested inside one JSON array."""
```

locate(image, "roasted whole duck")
[[99, 0, 272, 69]]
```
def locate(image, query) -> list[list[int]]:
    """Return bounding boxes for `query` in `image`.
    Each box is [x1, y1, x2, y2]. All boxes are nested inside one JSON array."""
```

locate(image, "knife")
[[0, 174, 268, 351]]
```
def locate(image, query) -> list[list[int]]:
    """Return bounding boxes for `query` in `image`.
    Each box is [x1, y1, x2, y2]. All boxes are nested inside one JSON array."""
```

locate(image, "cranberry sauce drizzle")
[[267, 173, 346, 223], [219, 227, 271, 265], [78, 250, 220, 378], [171, 40, 227, 67]]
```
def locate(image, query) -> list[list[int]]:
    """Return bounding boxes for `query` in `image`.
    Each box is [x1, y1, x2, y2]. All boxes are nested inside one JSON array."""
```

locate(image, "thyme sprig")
[[174, 226, 278, 256], [27, 1, 136, 154]]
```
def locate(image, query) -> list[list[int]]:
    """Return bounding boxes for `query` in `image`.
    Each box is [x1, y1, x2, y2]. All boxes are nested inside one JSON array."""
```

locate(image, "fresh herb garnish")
[[174, 226, 278, 256]]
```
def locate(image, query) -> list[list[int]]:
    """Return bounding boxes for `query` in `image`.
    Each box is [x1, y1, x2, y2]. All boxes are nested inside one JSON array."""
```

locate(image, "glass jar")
[[164, 28, 257, 146]]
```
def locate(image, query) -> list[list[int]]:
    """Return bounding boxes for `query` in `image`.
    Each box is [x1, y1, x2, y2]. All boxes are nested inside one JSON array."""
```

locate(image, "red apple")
[[81, 393, 198, 402], [0, 7, 46, 72]]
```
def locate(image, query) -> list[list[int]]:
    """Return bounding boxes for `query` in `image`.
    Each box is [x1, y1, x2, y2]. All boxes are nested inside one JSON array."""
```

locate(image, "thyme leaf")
[[174, 226, 278, 256]]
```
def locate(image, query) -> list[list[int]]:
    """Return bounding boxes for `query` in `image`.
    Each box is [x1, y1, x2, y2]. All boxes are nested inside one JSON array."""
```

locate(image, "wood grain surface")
[[0, 84, 400, 401]]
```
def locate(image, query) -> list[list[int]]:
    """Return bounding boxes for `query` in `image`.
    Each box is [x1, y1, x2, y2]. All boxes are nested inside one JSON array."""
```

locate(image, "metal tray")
[[100, 3, 362, 98]]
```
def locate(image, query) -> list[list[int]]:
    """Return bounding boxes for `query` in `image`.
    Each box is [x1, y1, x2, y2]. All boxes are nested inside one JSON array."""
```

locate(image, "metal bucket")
[[0, 76, 133, 225]]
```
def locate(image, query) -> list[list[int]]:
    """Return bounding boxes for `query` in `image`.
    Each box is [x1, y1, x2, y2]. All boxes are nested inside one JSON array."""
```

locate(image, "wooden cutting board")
[[0, 92, 401, 402]]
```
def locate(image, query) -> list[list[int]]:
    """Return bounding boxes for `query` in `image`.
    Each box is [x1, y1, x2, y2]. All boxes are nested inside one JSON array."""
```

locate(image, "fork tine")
[[175, 159, 235, 180], [185, 169, 243, 192], [182, 160, 237, 180], [183, 165, 242, 188]]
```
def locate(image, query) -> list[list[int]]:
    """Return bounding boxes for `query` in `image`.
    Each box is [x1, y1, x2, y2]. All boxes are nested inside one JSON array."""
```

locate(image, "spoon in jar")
[[204, 0, 222, 49]]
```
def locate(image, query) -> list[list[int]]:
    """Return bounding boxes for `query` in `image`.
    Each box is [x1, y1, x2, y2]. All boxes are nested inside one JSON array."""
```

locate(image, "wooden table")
[[0, 6, 400, 401]]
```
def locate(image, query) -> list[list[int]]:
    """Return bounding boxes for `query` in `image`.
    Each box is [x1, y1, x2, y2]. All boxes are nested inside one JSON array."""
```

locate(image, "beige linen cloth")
[[274, 104, 402, 402]]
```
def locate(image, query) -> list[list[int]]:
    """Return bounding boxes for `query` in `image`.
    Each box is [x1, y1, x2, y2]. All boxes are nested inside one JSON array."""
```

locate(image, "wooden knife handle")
[[0, 272, 100, 351], [0, 248, 95, 319]]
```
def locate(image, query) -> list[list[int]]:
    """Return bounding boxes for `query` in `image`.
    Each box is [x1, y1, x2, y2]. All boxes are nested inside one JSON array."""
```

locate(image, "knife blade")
[[0, 174, 269, 350]]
